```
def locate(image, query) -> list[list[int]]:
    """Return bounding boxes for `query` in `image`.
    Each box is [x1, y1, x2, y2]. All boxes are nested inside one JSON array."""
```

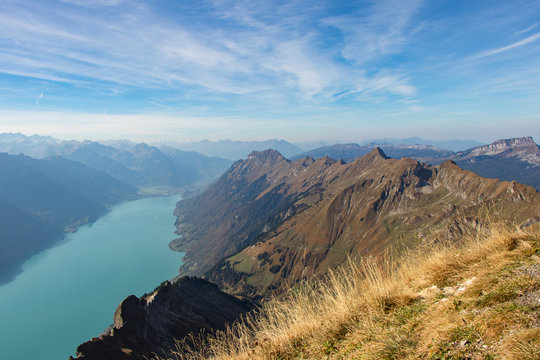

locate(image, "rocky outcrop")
[[71, 277, 253, 360]]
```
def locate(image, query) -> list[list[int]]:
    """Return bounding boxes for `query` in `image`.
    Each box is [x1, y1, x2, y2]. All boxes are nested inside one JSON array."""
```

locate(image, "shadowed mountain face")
[[0, 135, 232, 285], [291, 137, 540, 191], [0, 153, 137, 284], [173, 148, 539, 296], [71, 277, 253, 360]]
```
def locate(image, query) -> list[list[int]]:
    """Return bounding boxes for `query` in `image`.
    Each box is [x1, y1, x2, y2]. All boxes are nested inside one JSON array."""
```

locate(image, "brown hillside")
[[173, 149, 539, 296]]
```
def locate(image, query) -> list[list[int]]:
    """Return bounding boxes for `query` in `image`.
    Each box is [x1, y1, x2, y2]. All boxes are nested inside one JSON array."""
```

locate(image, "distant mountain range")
[[153, 137, 481, 160], [0, 133, 233, 194], [293, 137, 540, 191], [172, 148, 539, 296], [0, 153, 138, 284], [64, 142, 231, 195], [154, 139, 304, 160], [359, 137, 483, 152]]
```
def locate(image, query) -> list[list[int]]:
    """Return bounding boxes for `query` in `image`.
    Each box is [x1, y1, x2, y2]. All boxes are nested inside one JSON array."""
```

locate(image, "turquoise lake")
[[0, 194, 184, 360]]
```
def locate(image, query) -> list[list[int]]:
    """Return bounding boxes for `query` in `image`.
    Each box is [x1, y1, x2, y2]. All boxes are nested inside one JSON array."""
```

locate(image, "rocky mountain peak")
[[438, 159, 459, 169], [113, 295, 143, 330], [363, 147, 388, 161], [132, 143, 154, 152], [246, 149, 286, 163], [500, 136, 534, 145], [227, 149, 289, 181]]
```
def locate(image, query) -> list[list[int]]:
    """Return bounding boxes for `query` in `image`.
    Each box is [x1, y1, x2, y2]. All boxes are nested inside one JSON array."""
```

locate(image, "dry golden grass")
[[158, 222, 540, 360]]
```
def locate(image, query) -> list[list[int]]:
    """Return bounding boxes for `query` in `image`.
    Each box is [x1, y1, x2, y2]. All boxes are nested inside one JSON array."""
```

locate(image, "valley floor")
[[163, 223, 539, 360]]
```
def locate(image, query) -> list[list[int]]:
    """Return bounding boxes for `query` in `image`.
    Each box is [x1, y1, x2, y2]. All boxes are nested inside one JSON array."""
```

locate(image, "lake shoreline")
[[0, 194, 185, 360], [0, 188, 189, 287]]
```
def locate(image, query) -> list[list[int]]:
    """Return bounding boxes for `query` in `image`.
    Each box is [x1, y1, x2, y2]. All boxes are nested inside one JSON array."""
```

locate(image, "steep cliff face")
[[173, 148, 539, 296], [71, 277, 253, 360]]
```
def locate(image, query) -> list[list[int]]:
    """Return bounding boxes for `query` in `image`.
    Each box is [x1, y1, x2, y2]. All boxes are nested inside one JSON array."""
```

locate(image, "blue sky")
[[0, 0, 539, 142]]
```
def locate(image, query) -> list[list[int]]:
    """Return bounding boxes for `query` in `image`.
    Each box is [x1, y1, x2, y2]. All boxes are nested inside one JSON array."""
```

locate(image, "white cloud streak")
[[472, 32, 540, 59], [516, 22, 539, 34], [60, 0, 125, 7], [322, 0, 423, 64]]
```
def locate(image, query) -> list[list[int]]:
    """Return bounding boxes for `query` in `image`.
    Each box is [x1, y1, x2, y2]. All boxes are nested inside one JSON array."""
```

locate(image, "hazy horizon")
[[0, 130, 496, 148]]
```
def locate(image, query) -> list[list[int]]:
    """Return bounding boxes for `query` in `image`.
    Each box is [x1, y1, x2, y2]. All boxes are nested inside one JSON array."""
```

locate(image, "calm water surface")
[[0, 195, 184, 360]]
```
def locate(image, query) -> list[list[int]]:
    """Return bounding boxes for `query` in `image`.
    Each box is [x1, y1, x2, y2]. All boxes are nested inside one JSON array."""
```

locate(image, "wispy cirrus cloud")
[[60, 0, 126, 6], [321, 0, 424, 64], [516, 22, 539, 34], [0, 0, 420, 103], [472, 32, 540, 59], [0, 0, 539, 142]]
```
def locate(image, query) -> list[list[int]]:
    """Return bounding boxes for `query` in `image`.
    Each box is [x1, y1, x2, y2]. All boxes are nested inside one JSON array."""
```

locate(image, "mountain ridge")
[[172, 147, 539, 296], [291, 136, 540, 191]]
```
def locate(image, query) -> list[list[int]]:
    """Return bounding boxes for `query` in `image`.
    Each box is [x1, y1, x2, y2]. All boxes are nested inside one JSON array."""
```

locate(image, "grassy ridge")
[[162, 223, 539, 359]]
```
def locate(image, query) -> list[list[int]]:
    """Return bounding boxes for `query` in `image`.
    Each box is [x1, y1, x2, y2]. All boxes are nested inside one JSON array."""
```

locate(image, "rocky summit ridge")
[[292, 136, 540, 191], [173, 148, 539, 296]]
